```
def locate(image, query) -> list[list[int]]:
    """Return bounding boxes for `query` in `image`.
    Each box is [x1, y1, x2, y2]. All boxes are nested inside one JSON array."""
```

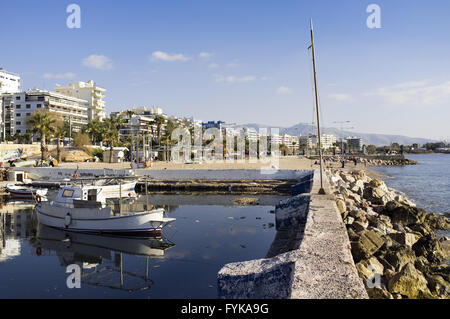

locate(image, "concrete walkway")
[[217, 169, 368, 299]]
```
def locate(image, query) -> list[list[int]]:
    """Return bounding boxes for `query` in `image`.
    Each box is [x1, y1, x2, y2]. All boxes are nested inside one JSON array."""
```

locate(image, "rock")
[[232, 197, 259, 205], [409, 223, 434, 237], [425, 213, 450, 230], [352, 220, 369, 232], [439, 236, 449, 242], [336, 199, 346, 214], [388, 232, 419, 247], [385, 201, 426, 226], [355, 256, 384, 281], [414, 256, 431, 273], [345, 216, 355, 225], [384, 245, 416, 271], [351, 230, 385, 263], [347, 228, 360, 241], [367, 286, 394, 299], [342, 173, 356, 184], [387, 263, 431, 298], [412, 235, 446, 264], [425, 273, 450, 297]]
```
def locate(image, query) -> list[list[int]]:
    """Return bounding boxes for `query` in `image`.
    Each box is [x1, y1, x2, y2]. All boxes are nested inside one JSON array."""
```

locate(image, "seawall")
[[217, 169, 368, 299]]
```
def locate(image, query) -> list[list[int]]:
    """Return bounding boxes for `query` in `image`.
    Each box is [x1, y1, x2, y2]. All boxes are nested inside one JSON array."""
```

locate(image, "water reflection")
[[35, 225, 174, 292]]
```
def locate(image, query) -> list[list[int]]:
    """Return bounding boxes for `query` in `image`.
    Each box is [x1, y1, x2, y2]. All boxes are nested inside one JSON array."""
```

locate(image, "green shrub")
[[91, 148, 104, 160]]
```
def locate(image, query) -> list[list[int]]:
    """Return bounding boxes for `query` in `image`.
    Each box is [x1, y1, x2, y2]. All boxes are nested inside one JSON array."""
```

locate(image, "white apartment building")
[[299, 134, 336, 150], [0, 69, 21, 140], [7, 90, 88, 136], [0, 69, 20, 94], [54, 80, 106, 121]]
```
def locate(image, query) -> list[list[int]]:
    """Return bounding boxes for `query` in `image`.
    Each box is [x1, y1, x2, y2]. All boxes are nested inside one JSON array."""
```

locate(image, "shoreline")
[[327, 167, 449, 299]]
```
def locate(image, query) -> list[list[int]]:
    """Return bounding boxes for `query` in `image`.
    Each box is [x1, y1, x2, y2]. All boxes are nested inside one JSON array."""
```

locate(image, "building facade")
[[0, 69, 21, 140], [346, 137, 363, 151], [54, 80, 106, 121], [6, 90, 88, 136]]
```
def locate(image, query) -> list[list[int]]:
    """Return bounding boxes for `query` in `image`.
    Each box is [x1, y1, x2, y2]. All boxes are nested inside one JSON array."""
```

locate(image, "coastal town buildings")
[[6, 89, 89, 136], [0, 69, 21, 141], [54, 80, 106, 121], [346, 136, 363, 151]]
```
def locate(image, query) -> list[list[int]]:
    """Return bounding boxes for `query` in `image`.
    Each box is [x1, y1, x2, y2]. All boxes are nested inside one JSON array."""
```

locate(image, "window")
[[26, 104, 31, 108], [16, 104, 21, 109], [16, 130, 21, 133], [16, 121, 21, 125], [36, 104, 41, 108], [16, 113, 21, 117], [62, 189, 74, 197], [15, 96, 20, 100], [26, 113, 31, 116]]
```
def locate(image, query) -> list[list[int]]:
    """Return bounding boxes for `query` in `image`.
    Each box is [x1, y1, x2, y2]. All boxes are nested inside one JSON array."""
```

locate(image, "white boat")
[[6, 184, 48, 199], [35, 184, 175, 235], [92, 180, 137, 199]]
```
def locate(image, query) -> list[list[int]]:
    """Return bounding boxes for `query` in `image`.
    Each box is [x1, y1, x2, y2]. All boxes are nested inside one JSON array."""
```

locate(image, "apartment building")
[[346, 137, 363, 151], [6, 90, 88, 136], [54, 80, 106, 121], [0, 69, 21, 140]]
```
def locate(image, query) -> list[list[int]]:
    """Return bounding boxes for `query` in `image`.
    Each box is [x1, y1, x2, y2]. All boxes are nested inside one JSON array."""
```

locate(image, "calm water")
[[371, 154, 450, 215], [0, 195, 280, 298]]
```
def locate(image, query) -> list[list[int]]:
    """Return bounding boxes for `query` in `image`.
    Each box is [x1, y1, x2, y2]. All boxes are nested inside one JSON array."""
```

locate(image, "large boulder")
[[412, 235, 446, 264], [351, 230, 385, 263], [425, 213, 450, 230], [384, 245, 416, 271], [384, 201, 426, 226], [64, 150, 94, 162], [355, 256, 384, 281], [387, 263, 431, 298], [363, 179, 394, 205], [425, 273, 450, 297], [388, 232, 419, 247]]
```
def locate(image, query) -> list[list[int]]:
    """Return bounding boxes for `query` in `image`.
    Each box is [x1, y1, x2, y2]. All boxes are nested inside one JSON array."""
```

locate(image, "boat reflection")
[[35, 224, 175, 291]]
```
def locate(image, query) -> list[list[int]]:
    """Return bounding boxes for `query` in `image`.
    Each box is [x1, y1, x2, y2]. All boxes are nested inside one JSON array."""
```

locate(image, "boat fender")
[[64, 212, 72, 228], [35, 194, 42, 204]]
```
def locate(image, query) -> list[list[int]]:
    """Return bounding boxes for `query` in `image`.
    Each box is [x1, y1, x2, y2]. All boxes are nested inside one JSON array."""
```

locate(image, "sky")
[[1, 0, 449, 140]]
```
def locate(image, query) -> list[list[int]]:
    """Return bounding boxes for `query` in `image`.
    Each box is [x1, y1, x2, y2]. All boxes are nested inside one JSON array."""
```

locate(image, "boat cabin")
[[55, 185, 107, 208]]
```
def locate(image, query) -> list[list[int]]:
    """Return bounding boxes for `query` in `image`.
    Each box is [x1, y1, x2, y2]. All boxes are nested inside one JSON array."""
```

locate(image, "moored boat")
[[6, 184, 48, 199], [35, 184, 175, 235]]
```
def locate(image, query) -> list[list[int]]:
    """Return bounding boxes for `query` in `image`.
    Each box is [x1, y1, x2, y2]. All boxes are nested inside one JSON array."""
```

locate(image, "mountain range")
[[232, 123, 436, 147]]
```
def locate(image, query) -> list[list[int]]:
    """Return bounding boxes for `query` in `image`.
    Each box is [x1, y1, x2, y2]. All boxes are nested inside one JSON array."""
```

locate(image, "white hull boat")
[[35, 184, 175, 234], [6, 184, 48, 199], [35, 204, 173, 234], [90, 181, 137, 199]]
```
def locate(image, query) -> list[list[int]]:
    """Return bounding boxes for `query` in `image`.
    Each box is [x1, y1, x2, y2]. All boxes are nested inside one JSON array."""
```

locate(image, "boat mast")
[[309, 19, 326, 195]]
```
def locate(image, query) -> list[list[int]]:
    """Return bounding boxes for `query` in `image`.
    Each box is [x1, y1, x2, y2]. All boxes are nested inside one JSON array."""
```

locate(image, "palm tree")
[[53, 120, 67, 163], [154, 115, 166, 145], [27, 111, 56, 160], [104, 117, 125, 163]]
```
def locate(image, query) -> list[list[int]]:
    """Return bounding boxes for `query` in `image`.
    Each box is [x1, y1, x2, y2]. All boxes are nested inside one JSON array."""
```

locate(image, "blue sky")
[[1, 0, 449, 140]]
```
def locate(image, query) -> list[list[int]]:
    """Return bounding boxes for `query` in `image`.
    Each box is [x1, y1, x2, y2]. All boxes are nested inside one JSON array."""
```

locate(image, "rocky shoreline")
[[328, 168, 449, 299], [326, 156, 418, 167]]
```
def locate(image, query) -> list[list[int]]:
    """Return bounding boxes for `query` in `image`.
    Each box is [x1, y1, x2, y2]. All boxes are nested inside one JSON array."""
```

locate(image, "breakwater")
[[328, 168, 449, 298], [217, 169, 368, 299]]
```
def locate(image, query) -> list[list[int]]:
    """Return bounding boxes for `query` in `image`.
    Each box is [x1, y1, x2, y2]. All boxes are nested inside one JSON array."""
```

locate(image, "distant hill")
[[232, 123, 436, 147]]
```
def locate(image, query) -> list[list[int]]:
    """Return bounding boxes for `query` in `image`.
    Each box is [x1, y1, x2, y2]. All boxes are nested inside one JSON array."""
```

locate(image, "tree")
[[154, 115, 166, 145], [53, 119, 67, 163], [84, 119, 106, 144], [27, 111, 56, 160], [366, 145, 377, 154], [104, 117, 125, 163]]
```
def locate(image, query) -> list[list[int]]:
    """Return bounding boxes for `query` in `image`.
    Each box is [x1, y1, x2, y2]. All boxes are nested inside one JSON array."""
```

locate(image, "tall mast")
[[309, 19, 325, 195]]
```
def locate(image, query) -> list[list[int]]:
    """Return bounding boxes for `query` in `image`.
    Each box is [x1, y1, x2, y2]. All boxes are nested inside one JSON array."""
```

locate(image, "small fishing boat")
[[6, 184, 48, 199], [35, 184, 175, 235]]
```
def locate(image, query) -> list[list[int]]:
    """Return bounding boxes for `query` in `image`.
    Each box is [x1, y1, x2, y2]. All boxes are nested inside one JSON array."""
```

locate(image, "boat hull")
[[7, 185, 48, 199], [35, 204, 171, 234]]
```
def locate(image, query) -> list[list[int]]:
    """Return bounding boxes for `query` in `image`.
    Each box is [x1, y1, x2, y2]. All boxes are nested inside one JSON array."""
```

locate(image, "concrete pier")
[[217, 169, 368, 299]]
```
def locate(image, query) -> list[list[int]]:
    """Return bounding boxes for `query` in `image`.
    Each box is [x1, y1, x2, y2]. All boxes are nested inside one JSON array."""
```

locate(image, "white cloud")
[[276, 86, 292, 95], [215, 74, 255, 83], [227, 60, 239, 68], [82, 54, 113, 70], [328, 93, 351, 101], [199, 52, 214, 59], [208, 63, 219, 69], [151, 51, 191, 62], [43, 72, 76, 80], [367, 80, 450, 105]]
